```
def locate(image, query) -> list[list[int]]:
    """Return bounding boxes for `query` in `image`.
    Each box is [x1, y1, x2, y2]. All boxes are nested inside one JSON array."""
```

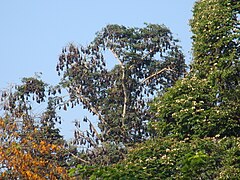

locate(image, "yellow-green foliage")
[[71, 137, 240, 179]]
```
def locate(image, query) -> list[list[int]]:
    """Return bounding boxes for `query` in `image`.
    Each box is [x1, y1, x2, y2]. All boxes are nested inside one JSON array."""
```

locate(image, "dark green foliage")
[[70, 137, 240, 179], [56, 23, 185, 165], [0, 76, 62, 138], [190, 0, 240, 79], [149, 75, 240, 139], [0, 76, 46, 118], [190, 0, 240, 107], [149, 0, 240, 139]]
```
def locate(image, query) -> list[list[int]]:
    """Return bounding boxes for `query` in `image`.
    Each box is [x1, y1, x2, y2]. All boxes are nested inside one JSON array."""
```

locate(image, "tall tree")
[[150, 0, 240, 139], [56, 24, 185, 147], [191, 0, 240, 80]]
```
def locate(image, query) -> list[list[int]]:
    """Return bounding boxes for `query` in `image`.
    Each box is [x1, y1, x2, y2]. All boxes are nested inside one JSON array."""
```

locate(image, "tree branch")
[[141, 67, 174, 84], [75, 128, 98, 148], [85, 117, 101, 140], [70, 153, 91, 164], [109, 48, 127, 126], [109, 48, 124, 68], [121, 66, 127, 121], [75, 87, 107, 125]]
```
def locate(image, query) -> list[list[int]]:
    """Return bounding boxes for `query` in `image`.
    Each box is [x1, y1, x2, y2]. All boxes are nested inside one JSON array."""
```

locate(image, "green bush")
[[149, 76, 240, 139], [71, 137, 240, 179]]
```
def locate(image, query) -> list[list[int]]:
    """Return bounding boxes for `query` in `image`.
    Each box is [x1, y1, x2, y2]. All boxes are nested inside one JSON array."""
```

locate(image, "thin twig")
[[86, 117, 101, 140], [75, 129, 98, 148]]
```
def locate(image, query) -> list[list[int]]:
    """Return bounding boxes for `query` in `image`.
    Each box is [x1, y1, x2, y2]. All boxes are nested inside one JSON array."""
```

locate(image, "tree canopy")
[[71, 0, 240, 178], [0, 0, 239, 179], [56, 23, 185, 149]]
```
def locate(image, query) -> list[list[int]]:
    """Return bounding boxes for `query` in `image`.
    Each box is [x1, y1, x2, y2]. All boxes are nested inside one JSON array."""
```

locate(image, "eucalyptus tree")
[[56, 23, 186, 147]]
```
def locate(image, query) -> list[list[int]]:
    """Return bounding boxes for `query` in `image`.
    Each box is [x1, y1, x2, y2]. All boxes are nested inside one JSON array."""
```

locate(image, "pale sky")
[[0, 0, 196, 140]]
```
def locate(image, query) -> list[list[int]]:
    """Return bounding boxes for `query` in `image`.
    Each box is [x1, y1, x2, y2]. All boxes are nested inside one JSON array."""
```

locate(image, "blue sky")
[[0, 0, 196, 139]]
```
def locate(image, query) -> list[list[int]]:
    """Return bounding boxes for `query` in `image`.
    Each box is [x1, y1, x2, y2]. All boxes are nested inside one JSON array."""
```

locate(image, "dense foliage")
[[55, 23, 185, 166], [71, 137, 240, 179], [0, 0, 239, 179], [150, 0, 240, 139], [0, 116, 68, 179], [150, 75, 240, 139], [57, 23, 185, 145], [70, 0, 240, 179]]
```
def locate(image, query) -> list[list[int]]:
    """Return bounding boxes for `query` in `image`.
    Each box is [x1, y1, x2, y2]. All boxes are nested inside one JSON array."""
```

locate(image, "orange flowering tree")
[[0, 116, 69, 179], [0, 77, 70, 179]]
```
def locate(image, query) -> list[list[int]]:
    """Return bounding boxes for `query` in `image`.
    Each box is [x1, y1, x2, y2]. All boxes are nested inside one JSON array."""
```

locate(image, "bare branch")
[[76, 130, 98, 149], [109, 48, 127, 126], [109, 48, 124, 68], [70, 153, 91, 164], [122, 66, 127, 123], [141, 67, 174, 84], [85, 117, 101, 140]]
